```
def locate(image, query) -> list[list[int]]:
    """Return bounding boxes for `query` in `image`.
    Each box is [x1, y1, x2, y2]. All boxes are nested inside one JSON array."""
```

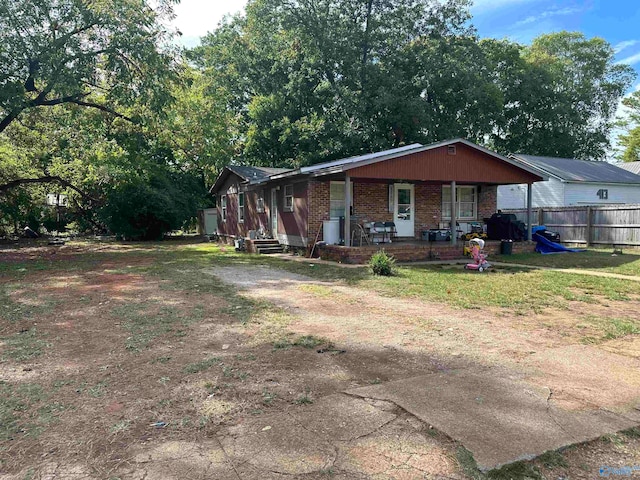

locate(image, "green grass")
[[183, 357, 222, 374], [0, 381, 65, 441], [155, 244, 639, 311], [493, 249, 640, 277], [358, 265, 637, 312], [0, 286, 59, 323], [293, 335, 326, 349], [1, 329, 49, 362], [580, 315, 640, 343], [112, 304, 185, 352]]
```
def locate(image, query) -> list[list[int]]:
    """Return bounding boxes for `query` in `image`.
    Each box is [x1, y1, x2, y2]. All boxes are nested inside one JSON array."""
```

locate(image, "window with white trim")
[[256, 189, 265, 213], [238, 193, 245, 223], [442, 186, 477, 220], [330, 181, 354, 219], [221, 195, 227, 221], [284, 185, 294, 212]]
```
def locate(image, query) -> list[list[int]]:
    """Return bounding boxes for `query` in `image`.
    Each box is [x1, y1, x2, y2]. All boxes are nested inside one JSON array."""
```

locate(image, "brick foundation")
[[317, 240, 536, 264]]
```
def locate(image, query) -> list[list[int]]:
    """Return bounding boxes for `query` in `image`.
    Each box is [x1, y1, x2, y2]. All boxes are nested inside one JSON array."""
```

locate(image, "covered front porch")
[[305, 141, 545, 258]]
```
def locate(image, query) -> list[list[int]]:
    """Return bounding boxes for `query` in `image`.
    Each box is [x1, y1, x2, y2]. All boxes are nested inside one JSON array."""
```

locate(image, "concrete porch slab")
[[346, 369, 640, 471]]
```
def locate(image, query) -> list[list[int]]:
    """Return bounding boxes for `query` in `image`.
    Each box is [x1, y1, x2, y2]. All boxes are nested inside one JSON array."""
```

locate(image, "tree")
[[195, 0, 479, 168], [0, 0, 179, 135], [618, 90, 640, 162], [485, 32, 635, 160]]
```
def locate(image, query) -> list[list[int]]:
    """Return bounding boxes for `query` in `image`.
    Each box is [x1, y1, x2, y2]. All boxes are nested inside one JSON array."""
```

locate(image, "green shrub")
[[369, 250, 396, 276], [99, 169, 205, 240]]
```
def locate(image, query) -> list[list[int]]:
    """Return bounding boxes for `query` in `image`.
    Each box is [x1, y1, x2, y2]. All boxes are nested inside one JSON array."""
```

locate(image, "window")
[[256, 190, 265, 213], [447, 145, 457, 155], [284, 185, 294, 212], [238, 193, 244, 223], [330, 181, 354, 219], [442, 186, 477, 220], [221, 195, 227, 221]]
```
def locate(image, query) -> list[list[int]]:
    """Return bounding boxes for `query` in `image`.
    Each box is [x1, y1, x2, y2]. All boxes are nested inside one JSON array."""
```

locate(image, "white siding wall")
[[564, 183, 640, 206], [497, 178, 565, 209]]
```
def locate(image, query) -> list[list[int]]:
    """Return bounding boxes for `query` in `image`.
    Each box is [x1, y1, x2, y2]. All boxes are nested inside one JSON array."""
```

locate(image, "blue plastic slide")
[[532, 230, 584, 255]]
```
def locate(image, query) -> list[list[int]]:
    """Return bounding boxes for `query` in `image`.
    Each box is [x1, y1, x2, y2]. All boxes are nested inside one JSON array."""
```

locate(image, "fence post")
[[585, 206, 592, 247], [537, 208, 543, 227]]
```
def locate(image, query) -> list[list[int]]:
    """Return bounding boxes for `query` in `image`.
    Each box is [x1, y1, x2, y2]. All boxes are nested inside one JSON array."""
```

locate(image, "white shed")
[[498, 154, 640, 209]]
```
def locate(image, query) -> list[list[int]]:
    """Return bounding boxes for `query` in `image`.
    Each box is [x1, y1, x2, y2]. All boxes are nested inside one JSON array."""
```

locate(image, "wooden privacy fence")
[[503, 205, 640, 247]]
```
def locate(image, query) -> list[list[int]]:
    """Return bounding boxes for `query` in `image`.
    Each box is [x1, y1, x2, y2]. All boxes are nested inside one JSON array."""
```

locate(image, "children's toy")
[[464, 238, 491, 272]]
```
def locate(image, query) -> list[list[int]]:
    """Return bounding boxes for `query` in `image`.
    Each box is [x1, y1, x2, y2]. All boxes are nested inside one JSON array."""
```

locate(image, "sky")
[[172, 0, 640, 158]]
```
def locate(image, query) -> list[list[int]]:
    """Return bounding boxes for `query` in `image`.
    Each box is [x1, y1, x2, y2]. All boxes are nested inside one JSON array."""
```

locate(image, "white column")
[[450, 180, 457, 245], [345, 174, 351, 246], [527, 183, 533, 241]]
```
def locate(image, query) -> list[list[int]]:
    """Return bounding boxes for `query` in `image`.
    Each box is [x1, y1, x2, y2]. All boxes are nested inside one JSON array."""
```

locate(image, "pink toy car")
[[464, 238, 492, 272]]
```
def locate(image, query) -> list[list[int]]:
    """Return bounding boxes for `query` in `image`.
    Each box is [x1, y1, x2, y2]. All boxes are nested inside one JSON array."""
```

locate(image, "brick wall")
[[308, 180, 499, 244], [415, 184, 442, 234], [353, 183, 392, 223], [308, 180, 330, 242], [478, 185, 498, 221]]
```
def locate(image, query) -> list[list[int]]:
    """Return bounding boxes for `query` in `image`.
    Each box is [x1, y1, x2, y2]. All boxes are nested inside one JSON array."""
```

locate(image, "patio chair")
[[370, 222, 387, 244], [351, 223, 371, 246], [384, 221, 397, 242]]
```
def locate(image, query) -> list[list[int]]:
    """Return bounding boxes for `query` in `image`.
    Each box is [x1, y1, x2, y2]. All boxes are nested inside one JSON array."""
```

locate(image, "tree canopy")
[[618, 90, 640, 162]]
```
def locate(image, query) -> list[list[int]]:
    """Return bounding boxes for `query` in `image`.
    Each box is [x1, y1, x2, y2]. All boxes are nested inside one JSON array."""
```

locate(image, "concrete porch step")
[[256, 246, 285, 254], [251, 238, 280, 245]]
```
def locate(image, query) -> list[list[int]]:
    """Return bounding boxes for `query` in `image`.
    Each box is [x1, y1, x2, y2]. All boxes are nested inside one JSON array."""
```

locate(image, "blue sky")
[[472, 0, 640, 84]]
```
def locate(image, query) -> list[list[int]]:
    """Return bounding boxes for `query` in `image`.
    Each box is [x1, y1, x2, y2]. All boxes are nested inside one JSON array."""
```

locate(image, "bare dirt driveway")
[[1, 240, 639, 480]]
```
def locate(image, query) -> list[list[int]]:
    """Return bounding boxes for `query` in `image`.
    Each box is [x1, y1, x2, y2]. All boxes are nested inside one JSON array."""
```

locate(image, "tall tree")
[[196, 0, 479, 168], [485, 32, 635, 160], [0, 0, 179, 135], [618, 90, 640, 162]]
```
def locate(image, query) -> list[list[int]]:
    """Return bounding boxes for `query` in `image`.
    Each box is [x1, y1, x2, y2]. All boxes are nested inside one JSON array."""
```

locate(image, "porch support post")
[[526, 182, 533, 241], [345, 174, 351, 246], [450, 180, 456, 245]]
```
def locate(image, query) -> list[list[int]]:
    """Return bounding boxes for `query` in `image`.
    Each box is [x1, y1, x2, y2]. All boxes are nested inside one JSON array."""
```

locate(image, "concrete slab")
[[218, 394, 397, 476], [289, 393, 397, 442], [347, 370, 640, 471]]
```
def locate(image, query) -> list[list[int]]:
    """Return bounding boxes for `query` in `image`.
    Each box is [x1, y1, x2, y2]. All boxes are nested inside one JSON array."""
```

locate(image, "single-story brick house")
[[210, 139, 545, 256]]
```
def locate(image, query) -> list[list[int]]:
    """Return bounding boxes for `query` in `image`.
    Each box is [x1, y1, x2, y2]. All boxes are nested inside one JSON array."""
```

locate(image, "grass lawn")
[[1, 239, 640, 478], [492, 248, 640, 277], [167, 243, 638, 312]]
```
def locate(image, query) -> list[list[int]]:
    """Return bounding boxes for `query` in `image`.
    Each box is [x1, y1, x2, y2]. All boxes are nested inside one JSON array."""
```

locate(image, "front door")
[[394, 183, 415, 237], [270, 188, 278, 238]]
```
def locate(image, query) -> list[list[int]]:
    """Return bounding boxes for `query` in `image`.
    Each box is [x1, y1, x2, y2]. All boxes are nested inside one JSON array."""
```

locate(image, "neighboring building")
[[211, 139, 544, 249], [498, 154, 640, 209], [618, 161, 640, 176]]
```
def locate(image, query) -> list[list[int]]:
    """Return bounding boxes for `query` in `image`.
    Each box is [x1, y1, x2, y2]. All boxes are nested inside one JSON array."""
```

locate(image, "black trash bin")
[[500, 239, 513, 255]]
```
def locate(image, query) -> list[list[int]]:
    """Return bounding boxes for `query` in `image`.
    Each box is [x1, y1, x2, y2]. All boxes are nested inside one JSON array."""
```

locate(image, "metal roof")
[[299, 144, 425, 174], [227, 165, 292, 181], [511, 154, 640, 184], [210, 165, 292, 193], [617, 161, 640, 176]]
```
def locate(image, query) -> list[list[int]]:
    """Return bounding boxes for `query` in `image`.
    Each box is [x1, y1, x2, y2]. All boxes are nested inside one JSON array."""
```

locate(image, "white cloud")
[[617, 51, 640, 66], [614, 40, 639, 54], [513, 6, 583, 27], [173, 0, 248, 41]]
